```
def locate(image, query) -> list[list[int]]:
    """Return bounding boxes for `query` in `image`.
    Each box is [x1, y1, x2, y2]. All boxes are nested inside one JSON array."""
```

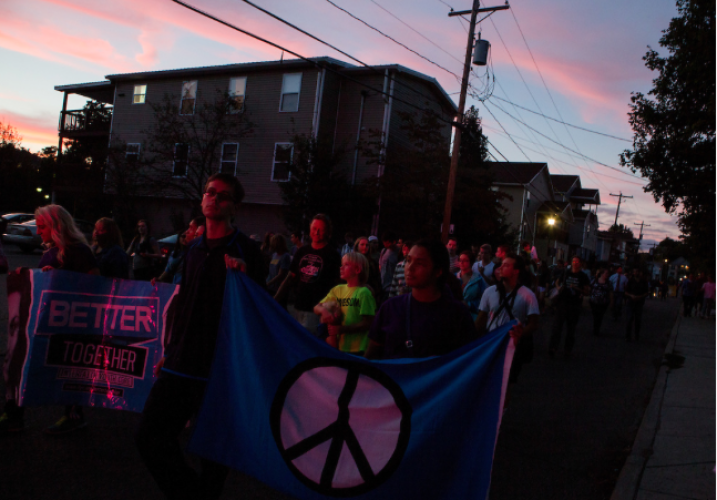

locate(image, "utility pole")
[[634, 221, 651, 240], [441, 1, 510, 243], [609, 192, 633, 229]]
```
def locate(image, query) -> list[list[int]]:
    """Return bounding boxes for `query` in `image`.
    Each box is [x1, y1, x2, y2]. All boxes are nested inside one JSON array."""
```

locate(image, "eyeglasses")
[[203, 188, 234, 203]]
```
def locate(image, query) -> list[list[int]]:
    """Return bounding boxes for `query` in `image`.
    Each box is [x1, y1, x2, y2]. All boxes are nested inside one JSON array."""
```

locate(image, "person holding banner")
[[92, 217, 129, 279], [476, 253, 539, 384], [0, 205, 99, 435], [365, 240, 479, 360], [135, 173, 266, 500]]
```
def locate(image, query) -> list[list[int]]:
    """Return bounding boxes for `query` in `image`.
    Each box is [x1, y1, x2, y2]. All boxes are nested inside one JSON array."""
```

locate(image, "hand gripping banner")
[[5, 268, 179, 412], [189, 272, 515, 500]]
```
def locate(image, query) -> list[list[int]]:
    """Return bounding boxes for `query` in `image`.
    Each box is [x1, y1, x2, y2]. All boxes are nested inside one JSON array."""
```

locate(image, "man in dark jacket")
[[135, 173, 266, 500]]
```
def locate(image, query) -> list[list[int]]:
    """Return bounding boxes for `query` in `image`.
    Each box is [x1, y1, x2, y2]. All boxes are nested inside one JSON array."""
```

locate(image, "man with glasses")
[[135, 173, 266, 500]]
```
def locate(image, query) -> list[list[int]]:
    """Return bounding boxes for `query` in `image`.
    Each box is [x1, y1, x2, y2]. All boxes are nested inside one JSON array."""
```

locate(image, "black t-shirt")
[[164, 229, 267, 379], [290, 244, 341, 311], [590, 279, 612, 306], [369, 293, 478, 359], [38, 242, 97, 273], [559, 270, 590, 306], [626, 277, 649, 305]]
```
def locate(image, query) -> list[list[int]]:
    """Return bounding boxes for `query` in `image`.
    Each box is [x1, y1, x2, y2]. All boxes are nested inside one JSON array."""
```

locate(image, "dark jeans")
[[590, 302, 609, 336], [683, 296, 695, 317], [550, 303, 581, 353], [612, 292, 625, 319], [626, 300, 645, 339], [135, 373, 229, 500]]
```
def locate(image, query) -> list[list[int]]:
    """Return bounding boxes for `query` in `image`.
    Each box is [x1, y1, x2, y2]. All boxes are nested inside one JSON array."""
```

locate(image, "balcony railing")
[[59, 108, 112, 135]]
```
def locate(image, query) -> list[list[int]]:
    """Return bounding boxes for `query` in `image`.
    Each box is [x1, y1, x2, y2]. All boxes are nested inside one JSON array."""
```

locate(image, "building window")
[[271, 143, 293, 182], [133, 85, 147, 104], [220, 143, 239, 174], [180, 81, 197, 115], [126, 143, 141, 162], [173, 144, 189, 176], [279, 73, 302, 112], [228, 77, 246, 113]]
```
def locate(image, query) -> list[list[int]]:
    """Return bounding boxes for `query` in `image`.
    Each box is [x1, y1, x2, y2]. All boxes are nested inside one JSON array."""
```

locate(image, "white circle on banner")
[[270, 358, 412, 496]]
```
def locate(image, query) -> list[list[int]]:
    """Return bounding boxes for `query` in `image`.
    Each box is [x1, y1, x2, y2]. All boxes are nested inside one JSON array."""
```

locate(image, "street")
[[0, 245, 677, 500]]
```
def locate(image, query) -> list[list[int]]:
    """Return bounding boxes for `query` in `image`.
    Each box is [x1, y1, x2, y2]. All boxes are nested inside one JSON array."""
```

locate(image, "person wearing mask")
[[154, 216, 205, 285], [135, 173, 266, 500], [457, 250, 487, 320], [354, 236, 382, 297], [365, 240, 483, 360], [314, 252, 376, 355], [609, 267, 629, 320], [266, 234, 291, 308], [378, 231, 400, 300], [126, 219, 161, 281], [589, 268, 612, 336], [472, 244, 496, 286], [276, 214, 341, 333], [549, 256, 590, 358], [476, 253, 539, 384], [446, 237, 460, 275], [12, 205, 99, 434], [92, 217, 129, 279], [625, 268, 649, 341]]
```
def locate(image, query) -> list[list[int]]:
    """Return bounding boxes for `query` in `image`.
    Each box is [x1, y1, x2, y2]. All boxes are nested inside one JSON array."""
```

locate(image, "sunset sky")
[[0, 0, 682, 246]]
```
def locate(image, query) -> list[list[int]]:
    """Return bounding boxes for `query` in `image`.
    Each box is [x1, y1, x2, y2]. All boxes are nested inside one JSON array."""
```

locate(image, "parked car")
[[0, 213, 34, 237], [3, 218, 95, 254]]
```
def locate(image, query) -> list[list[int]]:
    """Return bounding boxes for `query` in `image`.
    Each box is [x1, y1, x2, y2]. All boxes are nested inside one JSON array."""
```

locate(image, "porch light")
[[548, 218, 555, 226], [36, 187, 42, 192]]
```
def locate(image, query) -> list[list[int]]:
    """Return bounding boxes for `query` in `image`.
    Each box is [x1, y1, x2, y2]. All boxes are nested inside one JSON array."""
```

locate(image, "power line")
[[171, 0, 457, 127], [509, 8, 608, 189], [490, 95, 631, 142], [486, 17, 607, 190], [239, 0, 456, 114], [484, 99, 646, 181], [322, 0, 463, 79]]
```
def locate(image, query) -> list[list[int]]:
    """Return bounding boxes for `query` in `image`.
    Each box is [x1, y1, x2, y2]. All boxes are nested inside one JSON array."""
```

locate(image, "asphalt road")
[[0, 244, 676, 500]]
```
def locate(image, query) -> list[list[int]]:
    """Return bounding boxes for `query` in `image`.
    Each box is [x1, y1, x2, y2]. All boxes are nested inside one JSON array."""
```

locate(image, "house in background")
[[550, 174, 601, 263], [55, 57, 456, 236]]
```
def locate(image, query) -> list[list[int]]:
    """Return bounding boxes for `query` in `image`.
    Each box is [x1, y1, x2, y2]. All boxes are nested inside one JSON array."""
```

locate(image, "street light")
[[36, 187, 42, 193], [548, 217, 555, 226]]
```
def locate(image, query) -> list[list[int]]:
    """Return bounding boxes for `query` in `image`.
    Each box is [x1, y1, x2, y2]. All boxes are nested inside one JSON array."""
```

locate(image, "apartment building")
[[55, 57, 456, 236]]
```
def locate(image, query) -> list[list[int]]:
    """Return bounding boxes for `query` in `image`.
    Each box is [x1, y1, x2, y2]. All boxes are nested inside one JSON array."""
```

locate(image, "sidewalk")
[[612, 314, 716, 500]]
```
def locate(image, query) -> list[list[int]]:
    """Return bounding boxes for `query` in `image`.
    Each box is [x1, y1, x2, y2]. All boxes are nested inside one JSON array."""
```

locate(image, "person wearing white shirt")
[[609, 267, 629, 320], [472, 244, 496, 286], [476, 253, 539, 384]]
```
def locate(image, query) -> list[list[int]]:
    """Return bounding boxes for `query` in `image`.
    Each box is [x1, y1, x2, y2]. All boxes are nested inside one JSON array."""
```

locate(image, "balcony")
[[58, 107, 112, 138]]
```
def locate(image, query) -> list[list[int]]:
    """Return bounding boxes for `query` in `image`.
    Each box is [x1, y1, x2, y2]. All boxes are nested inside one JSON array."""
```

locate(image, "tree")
[[620, 0, 715, 269], [609, 223, 636, 240], [106, 91, 254, 234], [0, 123, 51, 214], [278, 134, 367, 238], [0, 122, 21, 147], [360, 107, 512, 245]]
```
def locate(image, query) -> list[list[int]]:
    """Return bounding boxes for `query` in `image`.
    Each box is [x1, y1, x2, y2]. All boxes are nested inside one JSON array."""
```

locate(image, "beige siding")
[[110, 69, 321, 205]]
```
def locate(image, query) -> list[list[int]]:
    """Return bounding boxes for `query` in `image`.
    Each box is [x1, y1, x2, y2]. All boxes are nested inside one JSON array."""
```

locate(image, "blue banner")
[[190, 271, 515, 500], [9, 269, 178, 412]]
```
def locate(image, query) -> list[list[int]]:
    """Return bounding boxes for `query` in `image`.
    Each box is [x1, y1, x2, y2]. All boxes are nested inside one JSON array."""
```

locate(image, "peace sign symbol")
[[270, 358, 412, 497]]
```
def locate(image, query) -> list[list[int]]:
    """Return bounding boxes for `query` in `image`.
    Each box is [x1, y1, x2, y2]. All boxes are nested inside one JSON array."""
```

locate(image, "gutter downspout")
[[371, 70, 394, 235], [518, 187, 527, 252], [352, 91, 367, 185], [311, 68, 325, 139]]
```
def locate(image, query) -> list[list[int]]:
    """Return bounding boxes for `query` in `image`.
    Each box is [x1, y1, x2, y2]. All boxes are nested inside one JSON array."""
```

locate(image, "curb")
[[610, 312, 682, 500]]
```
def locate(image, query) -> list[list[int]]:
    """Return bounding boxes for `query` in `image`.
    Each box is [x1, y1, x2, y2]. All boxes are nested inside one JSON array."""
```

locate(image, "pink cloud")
[[0, 109, 58, 150]]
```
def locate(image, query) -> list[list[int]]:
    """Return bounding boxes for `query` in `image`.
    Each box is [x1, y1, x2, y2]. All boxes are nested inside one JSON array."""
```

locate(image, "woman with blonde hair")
[[34, 205, 99, 435]]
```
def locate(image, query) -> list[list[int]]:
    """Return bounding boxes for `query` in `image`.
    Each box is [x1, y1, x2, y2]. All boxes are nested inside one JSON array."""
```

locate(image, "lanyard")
[[487, 285, 521, 331], [404, 294, 415, 356]]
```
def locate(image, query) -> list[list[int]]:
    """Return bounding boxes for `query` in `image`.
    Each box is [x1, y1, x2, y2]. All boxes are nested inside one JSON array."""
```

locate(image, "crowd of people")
[[0, 172, 712, 500]]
